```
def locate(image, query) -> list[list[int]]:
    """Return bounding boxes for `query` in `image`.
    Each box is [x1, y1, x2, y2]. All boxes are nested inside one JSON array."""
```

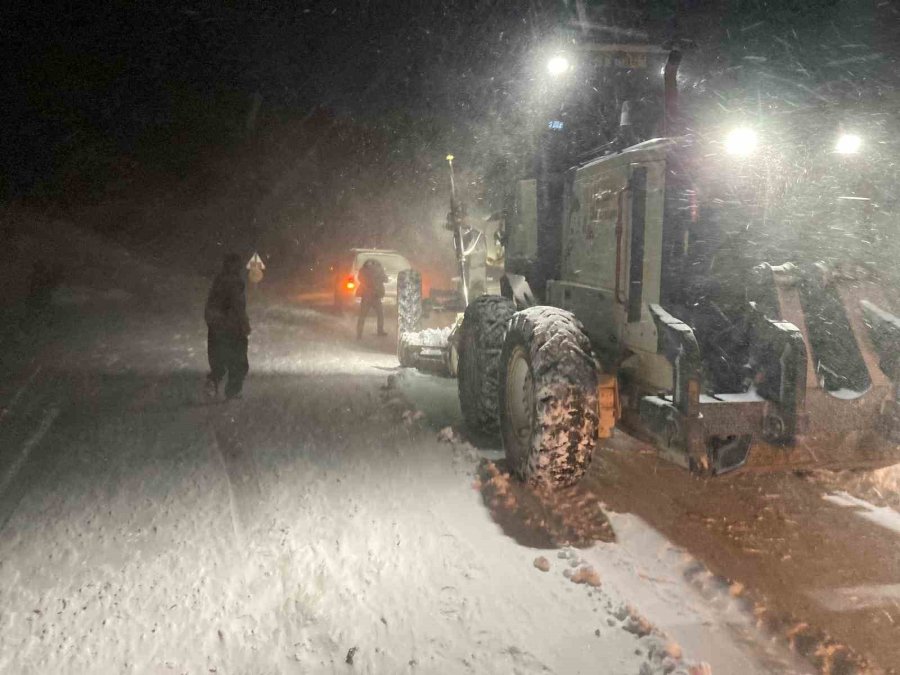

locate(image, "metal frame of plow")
[[634, 270, 900, 475], [638, 304, 805, 474], [767, 264, 898, 439]]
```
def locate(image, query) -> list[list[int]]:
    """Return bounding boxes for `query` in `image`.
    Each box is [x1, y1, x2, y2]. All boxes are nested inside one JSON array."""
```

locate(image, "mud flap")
[[641, 305, 705, 468], [708, 435, 752, 475], [861, 299, 900, 439], [747, 308, 808, 443], [500, 273, 536, 310], [639, 395, 752, 475]]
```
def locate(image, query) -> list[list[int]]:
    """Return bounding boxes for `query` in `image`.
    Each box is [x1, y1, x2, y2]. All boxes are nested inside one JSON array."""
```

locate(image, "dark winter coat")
[[356, 260, 388, 300], [205, 268, 251, 337]]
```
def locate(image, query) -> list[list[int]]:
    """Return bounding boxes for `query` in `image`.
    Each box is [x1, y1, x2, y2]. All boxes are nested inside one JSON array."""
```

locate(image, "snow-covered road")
[[0, 293, 808, 674]]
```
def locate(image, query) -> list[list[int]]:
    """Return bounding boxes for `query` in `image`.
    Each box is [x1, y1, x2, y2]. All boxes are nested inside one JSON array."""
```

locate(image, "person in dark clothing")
[[356, 259, 388, 339], [204, 253, 251, 399]]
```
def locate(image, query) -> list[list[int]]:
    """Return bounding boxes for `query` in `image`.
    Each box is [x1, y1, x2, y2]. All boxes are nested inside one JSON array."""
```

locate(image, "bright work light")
[[835, 133, 861, 154], [725, 127, 758, 156], [547, 55, 570, 76]]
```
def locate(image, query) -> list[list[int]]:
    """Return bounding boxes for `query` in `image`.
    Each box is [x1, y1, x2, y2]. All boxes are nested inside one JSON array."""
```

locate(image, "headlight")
[[835, 133, 862, 154], [546, 55, 571, 76], [725, 127, 758, 156]]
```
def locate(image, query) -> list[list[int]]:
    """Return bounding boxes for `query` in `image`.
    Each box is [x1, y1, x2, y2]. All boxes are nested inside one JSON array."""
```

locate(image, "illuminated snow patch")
[[809, 583, 900, 612], [824, 491, 900, 535]]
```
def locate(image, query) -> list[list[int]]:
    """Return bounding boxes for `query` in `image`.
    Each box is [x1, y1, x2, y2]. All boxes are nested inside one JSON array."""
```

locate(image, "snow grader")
[[398, 45, 900, 487]]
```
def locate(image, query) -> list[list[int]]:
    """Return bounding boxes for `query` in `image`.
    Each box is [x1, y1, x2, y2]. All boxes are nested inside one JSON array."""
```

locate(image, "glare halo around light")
[[835, 133, 862, 154], [725, 127, 758, 156], [547, 55, 570, 76]]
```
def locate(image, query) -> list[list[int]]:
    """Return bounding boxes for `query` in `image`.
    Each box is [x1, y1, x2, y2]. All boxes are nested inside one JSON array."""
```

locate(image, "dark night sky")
[[2, 1, 537, 196], [4, 0, 899, 201], [4, 0, 900, 288]]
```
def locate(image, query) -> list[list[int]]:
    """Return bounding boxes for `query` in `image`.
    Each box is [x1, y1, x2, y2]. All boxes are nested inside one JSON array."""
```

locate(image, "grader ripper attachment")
[[640, 262, 900, 475]]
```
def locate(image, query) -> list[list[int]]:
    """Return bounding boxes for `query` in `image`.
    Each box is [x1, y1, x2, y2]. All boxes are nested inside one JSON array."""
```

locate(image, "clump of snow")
[[401, 409, 425, 427], [665, 641, 684, 660], [567, 564, 602, 587], [380, 376, 416, 420], [627, 619, 714, 675], [533, 556, 551, 572], [621, 605, 654, 637], [437, 426, 461, 443], [435, 426, 480, 464], [687, 664, 714, 675]]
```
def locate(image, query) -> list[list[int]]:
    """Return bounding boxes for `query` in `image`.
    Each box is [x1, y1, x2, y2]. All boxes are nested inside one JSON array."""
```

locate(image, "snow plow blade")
[[637, 264, 900, 475]]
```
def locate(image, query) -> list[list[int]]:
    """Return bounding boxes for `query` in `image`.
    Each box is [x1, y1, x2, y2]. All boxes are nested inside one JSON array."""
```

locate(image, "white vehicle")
[[333, 248, 412, 308]]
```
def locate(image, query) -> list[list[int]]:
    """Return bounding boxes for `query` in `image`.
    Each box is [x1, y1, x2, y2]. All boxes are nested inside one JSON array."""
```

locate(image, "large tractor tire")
[[499, 306, 600, 488], [397, 269, 422, 367], [458, 295, 516, 435], [397, 331, 417, 368], [397, 269, 423, 336]]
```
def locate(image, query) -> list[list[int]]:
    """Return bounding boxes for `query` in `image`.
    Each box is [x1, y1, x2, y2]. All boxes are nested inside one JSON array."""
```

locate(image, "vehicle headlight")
[[835, 133, 862, 155], [547, 55, 571, 76], [725, 127, 758, 156]]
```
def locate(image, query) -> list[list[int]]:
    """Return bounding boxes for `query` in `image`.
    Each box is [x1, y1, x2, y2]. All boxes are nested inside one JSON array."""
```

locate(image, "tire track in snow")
[[0, 405, 60, 531], [208, 415, 265, 552], [209, 428, 247, 551], [0, 365, 42, 426], [0, 405, 59, 494]]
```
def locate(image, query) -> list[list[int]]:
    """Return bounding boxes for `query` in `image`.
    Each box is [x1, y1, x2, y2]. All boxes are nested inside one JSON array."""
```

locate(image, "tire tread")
[[501, 306, 600, 487], [458, 295, 516, 433]]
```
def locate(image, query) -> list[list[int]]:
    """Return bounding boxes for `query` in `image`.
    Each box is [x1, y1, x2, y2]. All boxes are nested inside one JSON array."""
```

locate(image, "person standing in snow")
[[356, 258, 388, 339], [204, 253, 251, 399]]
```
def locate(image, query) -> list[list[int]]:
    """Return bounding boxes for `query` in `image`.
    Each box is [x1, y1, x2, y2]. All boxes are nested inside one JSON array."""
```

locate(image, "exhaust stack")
[[663, 49, 682, 136]]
